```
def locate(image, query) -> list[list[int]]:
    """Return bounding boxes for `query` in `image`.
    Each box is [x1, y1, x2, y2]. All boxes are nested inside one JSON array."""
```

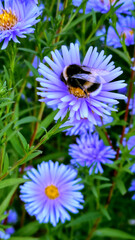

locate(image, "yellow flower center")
[[45, 185, 59, 199], [0, 9, 18, 31], [100, 0, 115, 3], [69, 86, 88, 98], [121, 30, 134, 39]]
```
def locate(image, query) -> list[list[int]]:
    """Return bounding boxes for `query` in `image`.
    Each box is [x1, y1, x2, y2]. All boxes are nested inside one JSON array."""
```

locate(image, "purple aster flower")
[[129, 180, 135, 200], [37, 43, 126, 125], [0, 227, 15, 240], [2, 209, 18, 225], [123, 134, 135, 173], [20, 160, 84, 226], [127, 94, 135, 115], [72, 0, 134, 14], [106, 16, 135, 48], [0, 0, 41, 49], [61, 118, 95, 136], [69, 132, 115, 174], [7, 210, 18, 224]]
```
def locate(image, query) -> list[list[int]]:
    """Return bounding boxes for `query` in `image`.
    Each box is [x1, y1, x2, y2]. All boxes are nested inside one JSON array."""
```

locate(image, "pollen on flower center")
[[45, 185, 59, 199], [0, 9, 18, 31], [121, 30, 134, 39], [69, 86, 88, 98]]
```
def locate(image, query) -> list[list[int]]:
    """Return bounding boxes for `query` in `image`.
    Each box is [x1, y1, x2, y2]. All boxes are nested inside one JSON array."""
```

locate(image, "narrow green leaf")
[[18, 47, 37, 54], [20, 150, 42, 165], [107, 46, 131, 65], [14, 116, 38, 128], [116, 179, 127, 195], [15, 221, 40, 236], [17, 132, 28, 150], [36, 110, 58, 139], [0, 101, 14, 108], [24, 60, 39, 77], [0, 178, 29, 189], [94, 228, 135, 239], [0, 186, 18, 215], [100, 206, 111, 221], [0, 120, 16, 139], [99, 183, 112, 189], [0, 213, 9, 222], [10, 238, 39, 240], [8, 130, 25, 157], [66, 212, 101, 227], [93, 176, 110, 182]]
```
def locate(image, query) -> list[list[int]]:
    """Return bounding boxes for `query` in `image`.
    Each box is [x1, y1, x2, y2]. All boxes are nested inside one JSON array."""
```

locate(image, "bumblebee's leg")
[[74, 79, 88, 97]]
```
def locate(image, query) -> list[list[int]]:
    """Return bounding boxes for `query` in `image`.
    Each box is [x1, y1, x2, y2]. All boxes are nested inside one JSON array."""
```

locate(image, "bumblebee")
[[60, 64, 102, 98]]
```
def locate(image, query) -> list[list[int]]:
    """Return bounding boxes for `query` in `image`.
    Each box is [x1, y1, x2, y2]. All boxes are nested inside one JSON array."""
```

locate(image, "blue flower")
[[61, 114, 113, 136], [37, 43, 126, 125], [0, 227, 15, 240], [20, 160, 84, 226], [123, 134, 135, 173], [129, 180, 135, 200], [72, 0, 134, 14], [128, 94, 135, 115], [69, 132, 115, 174], [107, 16, 135, 48], [0, 0, 41, 49], [61, 118, 95, 136]]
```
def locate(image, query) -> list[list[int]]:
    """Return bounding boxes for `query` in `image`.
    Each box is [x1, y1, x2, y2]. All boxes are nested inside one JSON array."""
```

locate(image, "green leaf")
[[116, 179, 127, 195], [15, 221, 40, 236], [94, 228, 135, 239], [0, 186, 18, 215], [0, 120, 16, 139], [107, 46, 131, 65], [14, 116, 38, 128], [24, 60, 40, 77], [66, 212, 101, 227], [0, 101, 14, 108], [10, 238, 39, 240], [0, 213, 9, 222], [0, 178, 29, 189], [93, 176, 110, 182], [20, 150, 42, 165], [36, 110, 58, 139], [100, 206, 111, 221], [17, 132, 28, 150], [18, 48, 37, 55], [99, 183, 112, 189]]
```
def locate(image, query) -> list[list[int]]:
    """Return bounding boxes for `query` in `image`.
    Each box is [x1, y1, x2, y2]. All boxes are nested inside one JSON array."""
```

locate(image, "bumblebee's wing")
[[71, 73, 101, 84]]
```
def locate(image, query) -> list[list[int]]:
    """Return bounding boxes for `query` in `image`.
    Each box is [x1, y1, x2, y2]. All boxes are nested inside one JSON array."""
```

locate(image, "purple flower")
[[0, 227, 15, 240], [20, 160, 84, 226], [123, 134, 135, 173], [6, 209, 18, 224], [37, 43, 126, 125], [106, 16, 135, 48], [0, 0, 41, 49], [129, 180, 135, 200], [69, 132, 115, 174], [125, 94, 135, 115], [72, 0, 134, 14], [61, 118, 95, 136]]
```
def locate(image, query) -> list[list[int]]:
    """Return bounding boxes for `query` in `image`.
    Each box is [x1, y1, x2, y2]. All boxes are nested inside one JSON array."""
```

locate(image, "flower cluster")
[[97, 16, 135, 48], [37, 43, 126, 125], [20, 160, 84, 226], [0, 0, 41, 49], [72, 0, 134, 14], [69, 132, 115, 174], [0, 209, 18, 239]]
